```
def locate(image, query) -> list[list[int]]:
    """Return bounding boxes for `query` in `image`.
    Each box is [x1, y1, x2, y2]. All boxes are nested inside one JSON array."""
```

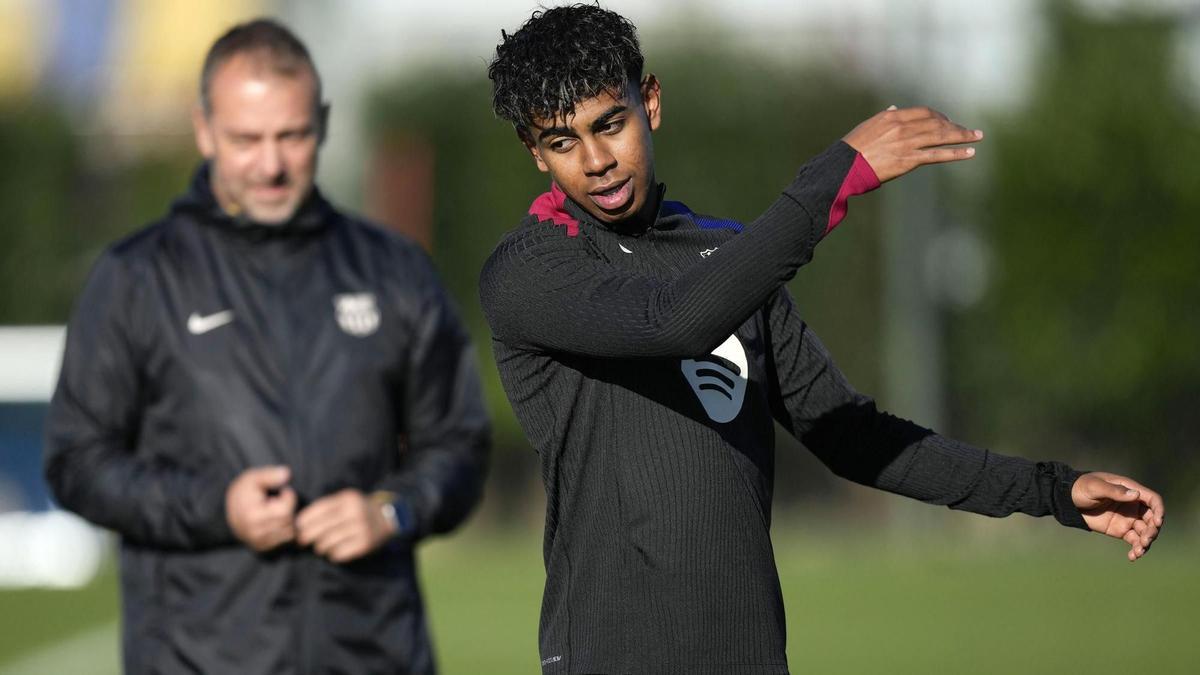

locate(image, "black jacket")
[[44, 166, 490, 674], [481, 142, 1083, 674]]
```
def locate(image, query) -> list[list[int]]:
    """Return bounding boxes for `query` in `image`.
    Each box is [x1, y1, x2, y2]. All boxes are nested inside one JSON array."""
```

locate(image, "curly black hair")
[[488, 3, 644, 134]]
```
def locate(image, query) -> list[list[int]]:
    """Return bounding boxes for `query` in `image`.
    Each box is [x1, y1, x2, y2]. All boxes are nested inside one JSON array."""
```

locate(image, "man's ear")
[[192, 104, 215, 159], [518, 128, 550, 173], [317, 101, 331, 145], [641, 74, 662, 132]]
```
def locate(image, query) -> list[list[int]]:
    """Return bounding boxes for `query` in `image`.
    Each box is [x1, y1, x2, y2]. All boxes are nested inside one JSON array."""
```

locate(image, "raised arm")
[[482, 108, 981, 360]]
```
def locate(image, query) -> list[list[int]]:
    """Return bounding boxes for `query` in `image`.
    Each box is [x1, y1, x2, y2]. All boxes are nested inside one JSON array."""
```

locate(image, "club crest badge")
[[680, 333, 748, 423], [333, 293, 380, 337]]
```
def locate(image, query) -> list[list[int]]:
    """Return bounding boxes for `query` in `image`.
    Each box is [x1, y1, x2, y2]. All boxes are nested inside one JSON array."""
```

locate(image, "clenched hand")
[[226, 465, 297, 552], [295, 489, 396, 563]]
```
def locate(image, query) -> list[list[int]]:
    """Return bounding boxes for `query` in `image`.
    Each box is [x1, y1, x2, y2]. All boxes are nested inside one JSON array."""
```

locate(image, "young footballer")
[[481, 5, 1164, 674]]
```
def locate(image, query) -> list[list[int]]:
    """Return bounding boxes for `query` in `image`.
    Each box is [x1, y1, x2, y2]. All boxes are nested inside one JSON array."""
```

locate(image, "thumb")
[[1092, 480, 1139, 503], [248, 465, 291, 488]]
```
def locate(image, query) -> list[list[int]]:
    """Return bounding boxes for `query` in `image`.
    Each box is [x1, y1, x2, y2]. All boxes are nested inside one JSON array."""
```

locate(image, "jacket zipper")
[[269, 254, 319, 675]]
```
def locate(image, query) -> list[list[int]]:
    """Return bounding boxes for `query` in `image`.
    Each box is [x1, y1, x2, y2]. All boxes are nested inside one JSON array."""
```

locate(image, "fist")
[[226, 465, 297, 552], [295, 489, 397, 564]]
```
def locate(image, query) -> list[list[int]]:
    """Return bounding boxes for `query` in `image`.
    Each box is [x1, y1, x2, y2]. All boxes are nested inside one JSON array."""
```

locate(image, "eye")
[[549, 137, 576, 153], [600, 119, 625, 134], [280, 128, 314, 144]]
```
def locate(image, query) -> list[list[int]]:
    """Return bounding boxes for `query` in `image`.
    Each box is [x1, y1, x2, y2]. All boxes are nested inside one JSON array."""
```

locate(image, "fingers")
[[907, 121, 984, 148], [1075, 473, 1141, 508], [227, 468, 297, 551], [910, 146, 977, 165], [1122, 479, 1165, 527], [1132, 506, 1160, 551], [1121, 529, 1144, 561], [1098, 481, 1141, 504], [883, 105, 947, 122], [257, 520, 296, 551], [295, 494, 346, 547], [246, 465, 291, 490], [1098, 473, 1165, 527], [259, 488, 296, 528], [294, 490, 381, 563], [327, 538, 372, 563], [845, 105, 983, 182], [247, 487, 297, 550], [1131, 517, 1157, 548], [313, 527, 361, 558]]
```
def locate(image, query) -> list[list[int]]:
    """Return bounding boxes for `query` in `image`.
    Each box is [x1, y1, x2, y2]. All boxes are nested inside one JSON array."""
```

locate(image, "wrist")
[[369, 490, 406, 538]]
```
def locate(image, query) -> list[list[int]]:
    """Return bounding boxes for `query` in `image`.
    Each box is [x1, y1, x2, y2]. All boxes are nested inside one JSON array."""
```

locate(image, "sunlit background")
[[1, 0, 1198, 673]]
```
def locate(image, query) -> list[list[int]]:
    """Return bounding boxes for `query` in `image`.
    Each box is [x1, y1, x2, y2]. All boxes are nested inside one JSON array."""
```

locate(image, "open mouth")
[[589, 178, 633, 212]]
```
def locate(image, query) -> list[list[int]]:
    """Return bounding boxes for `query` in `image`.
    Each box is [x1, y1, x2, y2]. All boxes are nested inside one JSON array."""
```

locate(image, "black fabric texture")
[[43, 164, 490, 675], [480, 140, 1085, 675]]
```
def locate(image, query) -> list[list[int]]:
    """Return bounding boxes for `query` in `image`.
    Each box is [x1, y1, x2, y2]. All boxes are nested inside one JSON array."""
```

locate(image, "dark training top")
[[45, 165, 489, 675], [480, 141, 1086, 675]]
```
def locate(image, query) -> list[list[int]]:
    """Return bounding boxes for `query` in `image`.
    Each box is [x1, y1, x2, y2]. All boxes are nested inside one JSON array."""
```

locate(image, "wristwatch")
[[369, 490, 409, 539]]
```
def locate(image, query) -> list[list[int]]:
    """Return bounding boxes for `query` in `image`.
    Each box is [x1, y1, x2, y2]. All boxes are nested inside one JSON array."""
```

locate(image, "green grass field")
[[2, 519, 1196, 674]]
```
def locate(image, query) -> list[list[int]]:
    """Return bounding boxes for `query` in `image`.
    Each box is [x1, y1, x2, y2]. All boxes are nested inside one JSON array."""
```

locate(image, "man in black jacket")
[[44, 19, 489, 674], [481, 6, 1164, 675]]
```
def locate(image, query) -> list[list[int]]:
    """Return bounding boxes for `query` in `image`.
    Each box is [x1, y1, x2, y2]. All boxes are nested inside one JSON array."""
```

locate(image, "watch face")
[[378, 501, 397, 531]]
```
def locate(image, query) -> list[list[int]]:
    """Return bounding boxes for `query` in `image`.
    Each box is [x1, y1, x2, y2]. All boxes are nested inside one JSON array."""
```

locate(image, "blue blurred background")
[[1, 1, 1197, 673]]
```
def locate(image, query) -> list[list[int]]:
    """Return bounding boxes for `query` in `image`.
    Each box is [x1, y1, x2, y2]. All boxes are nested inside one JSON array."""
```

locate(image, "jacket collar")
[[547, 183, 672, 237], [170, 163, 333, 236]]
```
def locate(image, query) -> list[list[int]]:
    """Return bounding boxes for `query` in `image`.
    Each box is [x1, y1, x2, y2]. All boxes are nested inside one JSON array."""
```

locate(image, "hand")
[[1072, 471, 1165, 562], [295, 489, 396, 563], [226, 465, 297, 552], [842, 105, 983, 182]]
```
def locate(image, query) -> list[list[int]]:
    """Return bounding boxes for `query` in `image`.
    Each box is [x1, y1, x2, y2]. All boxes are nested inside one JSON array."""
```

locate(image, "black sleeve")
[[480, 141, 858, 359], [43, 251, 236, 549], [763, 288, 1087, 528], [377, 261, 490, 541]]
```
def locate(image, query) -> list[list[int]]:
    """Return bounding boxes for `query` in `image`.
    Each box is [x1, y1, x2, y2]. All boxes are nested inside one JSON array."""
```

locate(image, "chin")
[[246, 204, 298, 226]]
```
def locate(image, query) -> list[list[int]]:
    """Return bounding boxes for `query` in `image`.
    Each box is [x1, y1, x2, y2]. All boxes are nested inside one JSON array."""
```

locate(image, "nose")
[[582, 139, 616, 177], [259, 140, 285, 180]]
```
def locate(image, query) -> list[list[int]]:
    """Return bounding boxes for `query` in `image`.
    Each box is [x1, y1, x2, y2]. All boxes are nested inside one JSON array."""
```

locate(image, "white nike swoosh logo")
[[619, 243, 633, 254], [187, 310, 235, 335]]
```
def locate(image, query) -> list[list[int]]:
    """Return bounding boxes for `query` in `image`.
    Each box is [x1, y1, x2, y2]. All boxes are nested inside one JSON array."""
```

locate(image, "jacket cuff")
[[1047, 463, 1088, 531], [781, 140, 861, 250], [196, 471, 237, 546], [370, 490, 417, 542], [826, 152, 880, 235]]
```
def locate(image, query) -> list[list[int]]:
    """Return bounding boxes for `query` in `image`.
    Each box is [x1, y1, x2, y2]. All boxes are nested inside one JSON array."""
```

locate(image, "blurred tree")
[[951, 4, 1200, 508], [0, 102, 81, 323], [0, 101, 194, 325]]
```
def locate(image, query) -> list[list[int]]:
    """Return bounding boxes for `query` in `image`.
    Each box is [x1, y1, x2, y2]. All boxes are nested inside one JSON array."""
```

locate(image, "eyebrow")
[[537, 104, 628, 142]]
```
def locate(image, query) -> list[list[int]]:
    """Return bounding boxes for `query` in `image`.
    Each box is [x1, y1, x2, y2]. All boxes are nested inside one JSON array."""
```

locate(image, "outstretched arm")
[[482, 108, 981, 359], [764, 288, 1164, 561]]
